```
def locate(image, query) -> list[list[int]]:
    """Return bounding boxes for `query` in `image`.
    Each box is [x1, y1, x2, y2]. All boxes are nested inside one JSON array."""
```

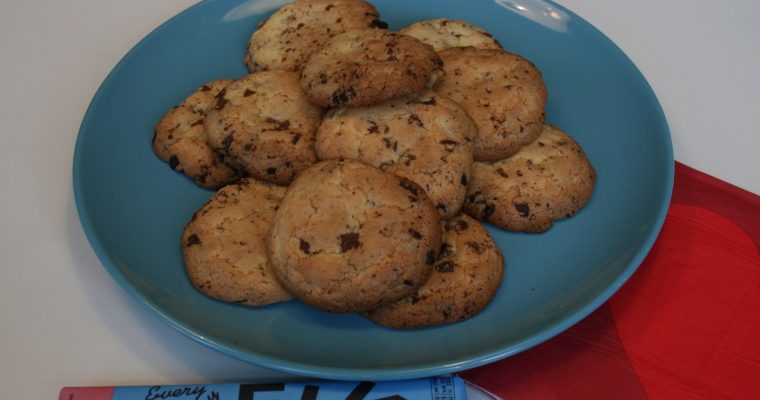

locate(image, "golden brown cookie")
[[245, 0, 384, 72], [204, 71, 324, 185], [463, 124, 596, 232], [363, 214, 504, 328], [434, 47, 547, 161], [267, 159, 442, 312], [316, 90, 478, 218], [399, 18, 502, 52], [301, 29, 444, 108], [153, 79, 241, 189], [182, 178, 292, 306]]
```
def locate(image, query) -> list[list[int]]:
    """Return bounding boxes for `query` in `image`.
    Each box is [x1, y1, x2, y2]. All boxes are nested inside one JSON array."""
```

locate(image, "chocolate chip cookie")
[[316, 90, 477, 218], [204, 71, 324, 185], [267, 159, 442, 312], [363, 213, 504, 328], [463, 124, 596, 232], [434, 47, 547, 161], [182, 178, 293, 306], [301, 29, 443, 107]]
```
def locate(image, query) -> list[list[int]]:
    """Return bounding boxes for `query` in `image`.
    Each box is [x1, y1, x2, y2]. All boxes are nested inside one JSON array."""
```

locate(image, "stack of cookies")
[[153, 0, 595, 329]]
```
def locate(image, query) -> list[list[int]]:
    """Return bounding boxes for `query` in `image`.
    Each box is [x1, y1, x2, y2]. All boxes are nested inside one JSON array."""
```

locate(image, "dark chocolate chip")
[[266, 167, 277, 175], [299, 239, 311, 254], [291, 133, 301, 144], [515, 203, 530, 217], [426, 249, 436, 265], [408, 228, 422, 239], [186, 233, 201, 246], [481, 203, 495, 219], [214, 91, 228, 110], [369, 19, 388, 29], [435, 261, 454, 273], [403, 279, 415, 286], [466, 241, 483, 254], [331, 91, 349, 105], [169, 155, 179, 170], [243, 89, 255, 97], [407, 114, 424, 127], [440, 243, 454, 257], [339, 233, 361, 252], [399, 180, 419, 196], [461, 173, 468, 185]]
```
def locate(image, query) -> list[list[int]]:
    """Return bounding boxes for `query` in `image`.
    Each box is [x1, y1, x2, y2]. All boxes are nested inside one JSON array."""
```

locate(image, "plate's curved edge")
[[72, 0, 675, 381]]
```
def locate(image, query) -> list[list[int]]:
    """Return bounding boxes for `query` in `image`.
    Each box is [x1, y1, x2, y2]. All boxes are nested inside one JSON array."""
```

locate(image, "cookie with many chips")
[[463, 124, 596, 232], [267, 159, 442, 312], [182, 178, 293, 306], [301, 29, 443, 107]]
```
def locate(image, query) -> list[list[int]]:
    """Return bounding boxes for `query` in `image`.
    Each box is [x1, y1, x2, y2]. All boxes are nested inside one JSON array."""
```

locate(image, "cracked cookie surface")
[[267, 159, 442, 312], [153, 79, 241, 189], [245, 0, 382, 72], [463, 124, 596, 232], [434, 47, 547, 161], [363, 213, 504, 328], [399, 18, 502, 52], [182, 178, 293, 306], [301, 29, 443, 108], [316, 90, 477, 218], [204, 71, 324, 185]]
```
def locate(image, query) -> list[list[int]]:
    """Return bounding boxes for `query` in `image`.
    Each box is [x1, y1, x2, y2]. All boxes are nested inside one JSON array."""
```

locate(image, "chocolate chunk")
[[408, 228, 422, 239], [331, 91, 349, 105], [435, 261, 454, 273], [169, 155, 179, 170], [369, 19, 388, 29], [407, 114, 424, 127], [461, 173, 468, 186], [243, 89, 255, 97], [200, 85, 211, 92], [266, 167, 277, 175], [440, 243, 454, 257], [299, 239, 310, 254], [466, 241, 483, 254], [403, 279, 415, 286], [399, 180, 419, 196], [291, 133, 301, 144], [367, 122, 379, 134], [214, 91, 228, 110], [481, 203, 495, 219], [265, 117, 290, 131], [426, 249, 436, 265], [515, 202, 530, 217], [186, 234, 201, 246], [221, 134, 234, 152], [339, 233, 361, 252]]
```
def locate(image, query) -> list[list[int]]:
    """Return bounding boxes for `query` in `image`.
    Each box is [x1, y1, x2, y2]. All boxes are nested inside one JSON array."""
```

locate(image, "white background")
[[1, 0, 758, 399]]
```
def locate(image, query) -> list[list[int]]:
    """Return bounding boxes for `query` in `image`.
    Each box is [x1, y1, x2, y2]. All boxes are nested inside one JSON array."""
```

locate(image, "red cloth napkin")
[[460, 162, 760, 399]]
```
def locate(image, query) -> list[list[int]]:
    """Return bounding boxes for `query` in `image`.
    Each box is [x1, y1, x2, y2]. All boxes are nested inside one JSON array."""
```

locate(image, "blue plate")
[[74, 0, 673, 380]]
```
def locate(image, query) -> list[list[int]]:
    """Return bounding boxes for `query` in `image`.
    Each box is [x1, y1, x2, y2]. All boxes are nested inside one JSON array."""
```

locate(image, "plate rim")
[[72, 0, 674, 380]]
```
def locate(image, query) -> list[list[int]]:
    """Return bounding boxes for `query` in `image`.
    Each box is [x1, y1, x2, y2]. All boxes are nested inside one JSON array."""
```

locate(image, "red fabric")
[[460, 163, 760, 399]]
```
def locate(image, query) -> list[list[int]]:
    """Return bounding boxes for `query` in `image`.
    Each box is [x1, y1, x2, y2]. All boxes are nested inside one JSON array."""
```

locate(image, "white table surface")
[[1, 1, 758, 398]]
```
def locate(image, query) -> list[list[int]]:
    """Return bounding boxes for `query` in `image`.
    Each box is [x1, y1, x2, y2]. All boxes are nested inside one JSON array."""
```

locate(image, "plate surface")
[[73, 0, 673, 380]]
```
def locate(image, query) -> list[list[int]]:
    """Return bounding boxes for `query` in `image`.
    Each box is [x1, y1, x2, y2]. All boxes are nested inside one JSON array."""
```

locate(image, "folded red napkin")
[[460, 162, 760, 399]]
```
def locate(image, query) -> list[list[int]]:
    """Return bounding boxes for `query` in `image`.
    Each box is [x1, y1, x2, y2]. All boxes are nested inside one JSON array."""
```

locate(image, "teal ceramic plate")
[[74, 0, 673, 380]]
